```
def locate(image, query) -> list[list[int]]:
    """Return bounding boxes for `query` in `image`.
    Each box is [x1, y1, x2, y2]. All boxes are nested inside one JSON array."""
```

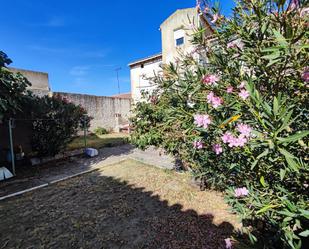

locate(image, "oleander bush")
[[130, 0, 309, 248]]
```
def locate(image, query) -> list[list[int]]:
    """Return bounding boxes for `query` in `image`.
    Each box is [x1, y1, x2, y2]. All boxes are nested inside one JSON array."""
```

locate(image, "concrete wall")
[[9, 67, 51, 93], [54, 92, 131, 132], [130, 56, 162, 102]]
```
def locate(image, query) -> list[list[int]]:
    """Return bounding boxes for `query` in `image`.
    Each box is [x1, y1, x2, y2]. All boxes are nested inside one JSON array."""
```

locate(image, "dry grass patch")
[[67, 133, 129, 151], [0, 159, 244, 249]]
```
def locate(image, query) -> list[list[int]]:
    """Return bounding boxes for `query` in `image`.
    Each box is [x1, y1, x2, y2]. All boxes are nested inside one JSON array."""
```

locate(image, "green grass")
[[67, 133, 129, 151]]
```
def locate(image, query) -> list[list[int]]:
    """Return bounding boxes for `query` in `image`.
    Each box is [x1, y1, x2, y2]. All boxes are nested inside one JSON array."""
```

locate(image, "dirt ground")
[[0, 159, 243, 249]]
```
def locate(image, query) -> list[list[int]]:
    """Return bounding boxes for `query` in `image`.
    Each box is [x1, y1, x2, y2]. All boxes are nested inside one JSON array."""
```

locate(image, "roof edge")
[[128, 53, 162, 67], [160, 7, 196, 28]]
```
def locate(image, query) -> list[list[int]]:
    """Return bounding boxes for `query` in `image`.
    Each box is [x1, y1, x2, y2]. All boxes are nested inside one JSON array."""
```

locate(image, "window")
[[174, 29, 185, 47], [141, 64, 144, 68], [176, 37, 184, 46]]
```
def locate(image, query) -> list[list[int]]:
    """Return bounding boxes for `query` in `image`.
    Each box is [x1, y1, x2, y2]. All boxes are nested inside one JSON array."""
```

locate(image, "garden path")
[[0, 145, 175, 199]]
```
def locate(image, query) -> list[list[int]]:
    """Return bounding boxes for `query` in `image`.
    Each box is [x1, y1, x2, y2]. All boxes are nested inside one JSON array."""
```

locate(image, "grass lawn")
[[0, 160, 244, 249], [67, 133, 129, 151]]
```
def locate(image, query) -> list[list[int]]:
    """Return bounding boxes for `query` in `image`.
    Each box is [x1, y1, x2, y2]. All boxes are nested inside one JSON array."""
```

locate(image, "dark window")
[[176, 37, 184, 46], [141, 64, 144, 68]]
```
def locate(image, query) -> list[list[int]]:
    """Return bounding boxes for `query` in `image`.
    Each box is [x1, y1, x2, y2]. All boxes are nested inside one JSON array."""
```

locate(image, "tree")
[[0, 51, 31, 120], [131, 1, 309, 248], [29, 94, 91, 157]]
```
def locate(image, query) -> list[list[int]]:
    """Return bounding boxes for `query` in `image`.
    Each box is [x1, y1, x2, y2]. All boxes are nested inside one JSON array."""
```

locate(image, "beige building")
[[129, 7, 213, 102]]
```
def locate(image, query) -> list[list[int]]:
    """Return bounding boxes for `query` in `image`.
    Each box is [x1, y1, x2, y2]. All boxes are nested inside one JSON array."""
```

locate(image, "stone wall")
[[54, 92, 131, 132]]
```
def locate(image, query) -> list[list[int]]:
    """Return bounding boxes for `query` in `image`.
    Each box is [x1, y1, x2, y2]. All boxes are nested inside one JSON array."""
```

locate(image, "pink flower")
[[222, 132, 233, 144], [211, 13, 220, 23], [207, 91, 215, 102], [193, 140, 204, 149], [194, 114, 211, 129], [289, 0, 299, 10], [203, 74, 220, 85], [223, 133, 248, 148], [226, 86, 234, 93], [234, 187, 249, 197], [236, 123, 252, 137], [212, 96, 223, 108], [207, 91, 223, 108], [239, 89, 250, 100], [238, 81, 246, 89], [302, 70, 309, 83], [300, 7, 309, 17], [225, 238, 233, 249], [227, 136, 239, 147], [236, 135, 248, 147], [213, 144, 223, 155]]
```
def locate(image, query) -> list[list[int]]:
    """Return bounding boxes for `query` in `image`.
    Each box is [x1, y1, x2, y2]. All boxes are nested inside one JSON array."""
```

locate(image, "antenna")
[[115, 67, 122, 94]]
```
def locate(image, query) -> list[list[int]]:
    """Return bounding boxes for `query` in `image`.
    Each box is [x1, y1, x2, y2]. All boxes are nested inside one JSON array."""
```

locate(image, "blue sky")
[[0, 0, 235, 96]]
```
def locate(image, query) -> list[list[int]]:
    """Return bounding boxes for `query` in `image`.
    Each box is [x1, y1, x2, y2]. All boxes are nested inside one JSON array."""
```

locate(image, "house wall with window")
[[129, 54, 162, 102], [129, 7, 213, 103], [160, 8, 198, 64]]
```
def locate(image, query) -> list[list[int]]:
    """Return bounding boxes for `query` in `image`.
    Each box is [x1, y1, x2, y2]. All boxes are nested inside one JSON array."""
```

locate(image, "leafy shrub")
[[94, 127, 108, 135], [0, 51, 31, 120], [131, 0, 308, 248], [30, 95, 91, 157], [0, 51, 92, 157]]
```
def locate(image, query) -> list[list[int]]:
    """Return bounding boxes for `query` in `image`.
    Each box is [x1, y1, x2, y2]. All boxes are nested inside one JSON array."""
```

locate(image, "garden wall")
[[54, 92, 132, 132]]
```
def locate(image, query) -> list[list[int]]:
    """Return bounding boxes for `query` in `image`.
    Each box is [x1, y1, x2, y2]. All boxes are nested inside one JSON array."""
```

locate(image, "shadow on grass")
[[0, 169, 236, 249], [0, 144, 135, 197]]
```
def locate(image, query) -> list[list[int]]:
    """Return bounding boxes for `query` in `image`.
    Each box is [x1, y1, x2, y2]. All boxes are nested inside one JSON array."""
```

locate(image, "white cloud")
[[45, 17, 66, 27], [29, 16, 67, 28], [27, 45, 110, 59], [69, 66, 90, 76]]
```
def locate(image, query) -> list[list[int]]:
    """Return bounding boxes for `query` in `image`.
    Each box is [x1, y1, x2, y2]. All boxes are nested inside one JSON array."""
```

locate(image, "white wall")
[[130, 58, 162, 102]]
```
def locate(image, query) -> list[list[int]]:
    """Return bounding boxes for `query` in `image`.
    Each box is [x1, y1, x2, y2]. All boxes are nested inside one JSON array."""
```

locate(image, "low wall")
[[54, 92, 131, 132]]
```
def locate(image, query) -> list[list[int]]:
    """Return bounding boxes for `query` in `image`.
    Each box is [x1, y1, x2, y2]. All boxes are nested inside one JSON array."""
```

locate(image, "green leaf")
[[251, 149, 269, 169], [261, 22, 268, 34], [257, 204, 279, 215], [273, 29, 288, 47], [260, 176, 267, 187], [280, 168, 286, 181], [276, 110, 293, 135], [299, 230, 309, 237], [273, 97, 279, 116], [262, 52, 281, 60], [277, 131, 309, 144], [277, 210, 297, 217], [279, 148, 300, 172]]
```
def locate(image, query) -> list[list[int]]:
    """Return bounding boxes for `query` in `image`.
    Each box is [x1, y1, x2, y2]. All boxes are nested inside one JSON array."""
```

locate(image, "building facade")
[[129, 53, 162, 102], [129, 7, 213, 103]]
